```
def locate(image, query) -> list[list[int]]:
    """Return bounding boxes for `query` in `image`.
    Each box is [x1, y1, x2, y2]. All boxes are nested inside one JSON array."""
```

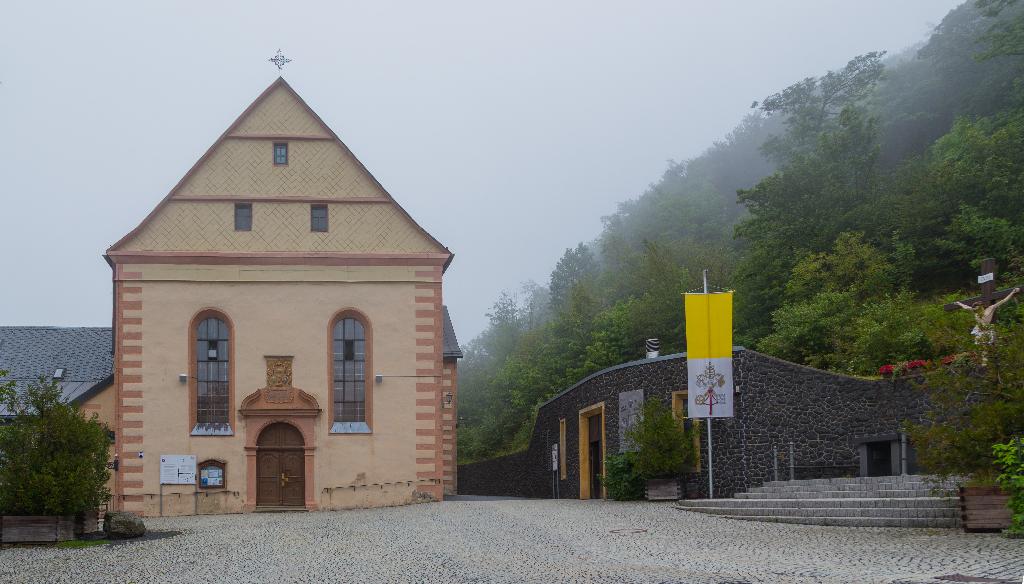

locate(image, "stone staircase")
[[676, 475, 960, 528]]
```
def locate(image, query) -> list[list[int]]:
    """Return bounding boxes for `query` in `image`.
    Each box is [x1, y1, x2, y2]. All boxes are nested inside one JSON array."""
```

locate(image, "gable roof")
[[442, 306, 463, 359], [108, 77, 453, 269], [0, 327, 114, 416]]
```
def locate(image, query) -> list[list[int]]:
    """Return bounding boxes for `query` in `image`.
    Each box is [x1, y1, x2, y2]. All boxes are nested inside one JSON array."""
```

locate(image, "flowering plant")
[[878, 359, 929, 377]]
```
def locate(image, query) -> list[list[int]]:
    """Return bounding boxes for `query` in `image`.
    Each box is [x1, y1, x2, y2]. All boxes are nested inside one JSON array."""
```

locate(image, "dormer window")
[[273, 142, 288, 165]]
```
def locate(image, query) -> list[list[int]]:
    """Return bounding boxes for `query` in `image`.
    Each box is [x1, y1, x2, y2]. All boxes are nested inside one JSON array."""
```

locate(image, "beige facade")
[[104, 78, 458, 515]]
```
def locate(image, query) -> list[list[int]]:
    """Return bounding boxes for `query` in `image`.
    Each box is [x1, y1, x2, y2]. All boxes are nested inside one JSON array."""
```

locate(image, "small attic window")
[[311, 204, 328, 232], [273, 142, 288, 165], [234, 203, 252, 231], [53, 368, 65, 380]]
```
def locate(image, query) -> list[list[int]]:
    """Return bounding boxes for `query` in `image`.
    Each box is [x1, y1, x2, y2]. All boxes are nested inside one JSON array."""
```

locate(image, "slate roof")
[[0, 327, 114, 416], [441, 306, 463, 359]]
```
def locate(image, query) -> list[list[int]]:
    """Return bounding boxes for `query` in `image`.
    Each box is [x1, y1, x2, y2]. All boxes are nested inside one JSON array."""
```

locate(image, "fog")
[[0, 0, 961, 340]]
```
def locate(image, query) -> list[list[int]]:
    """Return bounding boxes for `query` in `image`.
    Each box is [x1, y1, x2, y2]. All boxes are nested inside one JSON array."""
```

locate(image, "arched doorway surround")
[[240, 356, 321, 511]]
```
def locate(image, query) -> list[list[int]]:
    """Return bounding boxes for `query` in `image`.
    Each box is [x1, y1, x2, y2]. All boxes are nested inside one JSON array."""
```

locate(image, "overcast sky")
[[0, 0, 962, 342]]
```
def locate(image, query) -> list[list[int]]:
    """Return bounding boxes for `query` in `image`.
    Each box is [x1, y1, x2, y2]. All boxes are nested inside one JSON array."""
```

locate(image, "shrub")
[[604, 453, 645, 501], [626, 398, 695, 479], [0, 373, 111, 516], [993, 439, 1024, 537], [908, 321, 1024, 483]]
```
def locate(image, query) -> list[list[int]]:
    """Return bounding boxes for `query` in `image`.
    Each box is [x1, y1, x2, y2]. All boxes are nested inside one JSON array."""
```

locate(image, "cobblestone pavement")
[[2, 499, 1023, 583]]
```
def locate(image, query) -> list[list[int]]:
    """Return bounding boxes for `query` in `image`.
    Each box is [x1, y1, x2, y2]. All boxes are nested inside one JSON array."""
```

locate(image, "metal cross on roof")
[[268, 49, 292, 70]]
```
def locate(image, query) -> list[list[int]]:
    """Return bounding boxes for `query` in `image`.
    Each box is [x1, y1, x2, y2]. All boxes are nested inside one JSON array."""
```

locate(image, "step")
[[677, 497, 957, 509], [678, 505, 958, 519], [711, 514, 960, 528], [752, 479, 939, 490], [737, 485, 942, 495], [253, 506, 309, 513], [759, 475, 958, 488], [751, 479, 950, 489], [747, 485, 955, 496]]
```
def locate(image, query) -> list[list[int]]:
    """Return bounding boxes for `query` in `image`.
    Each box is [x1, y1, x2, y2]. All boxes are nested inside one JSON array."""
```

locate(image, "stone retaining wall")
[[458, 350, 927, 499]]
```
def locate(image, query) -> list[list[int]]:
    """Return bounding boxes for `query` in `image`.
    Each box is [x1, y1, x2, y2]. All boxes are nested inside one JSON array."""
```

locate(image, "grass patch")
[[57, 539, 109, 549]]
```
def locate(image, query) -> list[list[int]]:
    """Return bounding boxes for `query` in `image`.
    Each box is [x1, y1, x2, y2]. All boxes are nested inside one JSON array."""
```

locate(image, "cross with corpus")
[[943, 257, 1021, 334]]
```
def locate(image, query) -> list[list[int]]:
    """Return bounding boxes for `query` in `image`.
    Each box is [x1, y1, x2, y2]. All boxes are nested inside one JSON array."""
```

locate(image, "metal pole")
[[773, 445, 779, 482], [788, 441, 795, 481], [702, 268, 714, 499], [707, 419, 713, 498], [900, 433, 908, 476]]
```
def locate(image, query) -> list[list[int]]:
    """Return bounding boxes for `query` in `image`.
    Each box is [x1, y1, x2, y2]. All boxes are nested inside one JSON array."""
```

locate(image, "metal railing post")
[[773, 445, 779, 482], [900, 433, 908, 476], [788, 441, 795, 481]]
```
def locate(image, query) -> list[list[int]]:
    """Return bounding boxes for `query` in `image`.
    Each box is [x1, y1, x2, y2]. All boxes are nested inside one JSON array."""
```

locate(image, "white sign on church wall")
[[160, 454, 196, 485]]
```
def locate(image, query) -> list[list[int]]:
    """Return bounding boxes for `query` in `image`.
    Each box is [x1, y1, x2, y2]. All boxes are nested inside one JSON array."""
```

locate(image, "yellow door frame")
[[578, 402, 606, 499], [671, 390, 702, 472]]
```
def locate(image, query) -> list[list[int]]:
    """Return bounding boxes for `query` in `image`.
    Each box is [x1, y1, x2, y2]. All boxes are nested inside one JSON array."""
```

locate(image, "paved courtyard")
[[2, 498, 1022, 583]]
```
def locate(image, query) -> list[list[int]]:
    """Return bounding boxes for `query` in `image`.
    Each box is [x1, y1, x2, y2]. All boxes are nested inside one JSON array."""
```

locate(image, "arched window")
[[331, 314, 370, 433], [192, 313, 232, 435]]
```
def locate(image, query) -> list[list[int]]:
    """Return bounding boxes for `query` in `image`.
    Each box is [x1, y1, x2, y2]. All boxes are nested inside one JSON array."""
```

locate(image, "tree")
[[626, 398, 695, 479], [908, 315, 1024, 483], [735, 108, 883, 341], [977, 0, 1024, 59], [0, 374, 111, 516], [549, 244, 598, 312], [756, 52, 886, 162]]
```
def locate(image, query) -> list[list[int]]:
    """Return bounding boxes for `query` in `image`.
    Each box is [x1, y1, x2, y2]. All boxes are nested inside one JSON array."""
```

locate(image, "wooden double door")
[[256, 423, 305, 507]]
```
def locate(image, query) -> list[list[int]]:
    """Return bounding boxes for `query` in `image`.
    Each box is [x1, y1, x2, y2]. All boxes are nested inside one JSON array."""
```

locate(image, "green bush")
[[627, 398, 695, 479], [993, 439, 1024, 537], [908, 321, 1024, 483], [604, 453, 645, 501], [0, 373, 111, 516]]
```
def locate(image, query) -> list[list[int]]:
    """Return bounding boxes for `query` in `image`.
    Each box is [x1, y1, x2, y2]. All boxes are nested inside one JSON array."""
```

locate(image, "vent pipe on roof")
[[645, 338, 660, 359]]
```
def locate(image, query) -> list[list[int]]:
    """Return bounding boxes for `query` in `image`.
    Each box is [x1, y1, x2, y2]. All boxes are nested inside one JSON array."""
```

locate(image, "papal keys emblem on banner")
[[684, 291, 734, 418]]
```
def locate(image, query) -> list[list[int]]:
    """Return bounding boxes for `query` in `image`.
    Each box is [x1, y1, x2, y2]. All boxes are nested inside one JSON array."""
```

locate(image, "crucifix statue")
[[944, 257, 1021, 345]]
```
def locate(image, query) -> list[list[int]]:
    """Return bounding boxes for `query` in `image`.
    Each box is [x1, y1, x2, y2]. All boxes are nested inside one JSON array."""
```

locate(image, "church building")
[[99, 78, 461, 515]]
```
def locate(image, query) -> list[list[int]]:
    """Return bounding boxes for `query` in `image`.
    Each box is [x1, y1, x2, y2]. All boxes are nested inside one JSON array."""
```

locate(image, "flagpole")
[[703, 269, 714, 499]]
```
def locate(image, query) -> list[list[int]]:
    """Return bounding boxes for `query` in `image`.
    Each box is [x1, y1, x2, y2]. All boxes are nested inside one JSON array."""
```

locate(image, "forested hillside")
[[458, 0, 1024, 462]]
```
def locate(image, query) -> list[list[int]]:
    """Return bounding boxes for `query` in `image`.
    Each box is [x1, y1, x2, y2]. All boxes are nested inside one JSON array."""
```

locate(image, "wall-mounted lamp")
[[179, 373, 187, 384], [375, 374, 384, 385]]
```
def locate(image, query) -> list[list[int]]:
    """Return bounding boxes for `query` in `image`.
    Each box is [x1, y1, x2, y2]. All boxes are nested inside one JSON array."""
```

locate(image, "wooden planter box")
[[1, 516, 75, 543], [75, 510, 101, 536], [960, 486, 1012, 532], [646, 478, 681, 501]]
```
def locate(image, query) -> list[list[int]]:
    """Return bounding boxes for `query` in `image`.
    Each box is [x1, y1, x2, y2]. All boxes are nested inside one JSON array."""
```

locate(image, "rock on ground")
[[102, 511, 146, 539]]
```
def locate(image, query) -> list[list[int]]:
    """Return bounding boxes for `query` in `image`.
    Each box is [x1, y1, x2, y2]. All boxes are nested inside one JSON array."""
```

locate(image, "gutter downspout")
[[104, 253, 120, 511]]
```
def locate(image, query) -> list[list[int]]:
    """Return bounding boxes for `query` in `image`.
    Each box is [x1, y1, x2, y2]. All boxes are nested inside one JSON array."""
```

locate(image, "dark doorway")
[[256, 423, 306, 507], [588, 414, 603, 498], [865, 441, 893, 477]]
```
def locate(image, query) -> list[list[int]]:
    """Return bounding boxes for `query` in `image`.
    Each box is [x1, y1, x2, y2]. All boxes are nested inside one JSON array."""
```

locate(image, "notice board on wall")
[[160, 455, 196, 485]]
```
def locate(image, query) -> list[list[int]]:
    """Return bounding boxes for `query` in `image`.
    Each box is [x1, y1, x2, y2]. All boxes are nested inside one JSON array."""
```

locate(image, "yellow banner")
[[683, 292, 733, 359]]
